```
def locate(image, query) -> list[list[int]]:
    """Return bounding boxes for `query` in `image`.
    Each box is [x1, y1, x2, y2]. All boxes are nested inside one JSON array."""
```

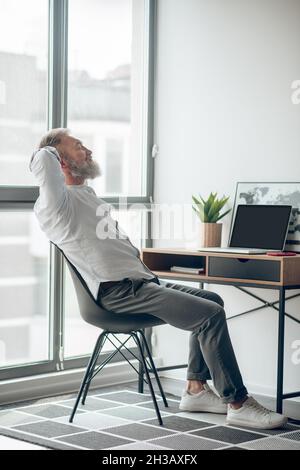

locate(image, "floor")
[[0, 382, 299, 450], [0, 435, 45, 450]]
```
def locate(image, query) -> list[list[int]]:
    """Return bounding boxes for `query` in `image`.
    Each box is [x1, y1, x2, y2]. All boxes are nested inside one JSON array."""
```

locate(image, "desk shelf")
[[142, 248, 300, 287]]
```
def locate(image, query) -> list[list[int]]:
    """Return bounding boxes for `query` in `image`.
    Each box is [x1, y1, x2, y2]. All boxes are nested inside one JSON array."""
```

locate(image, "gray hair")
[[38, 128, 70, 149]]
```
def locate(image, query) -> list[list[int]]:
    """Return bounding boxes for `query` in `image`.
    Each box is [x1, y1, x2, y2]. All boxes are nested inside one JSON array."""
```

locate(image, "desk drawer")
[[208, 257, 281, 282]]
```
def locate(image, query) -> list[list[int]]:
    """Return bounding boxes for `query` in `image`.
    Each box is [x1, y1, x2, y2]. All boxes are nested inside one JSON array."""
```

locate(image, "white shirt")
[[30, 146, 155, 299]]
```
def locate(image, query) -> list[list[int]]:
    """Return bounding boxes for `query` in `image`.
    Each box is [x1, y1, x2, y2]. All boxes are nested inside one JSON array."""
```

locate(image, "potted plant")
[[192, 192, 231, 247]]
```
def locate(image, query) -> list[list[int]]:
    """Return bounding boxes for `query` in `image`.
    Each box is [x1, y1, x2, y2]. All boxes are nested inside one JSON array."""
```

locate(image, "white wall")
[[153, 0, 300, 402]]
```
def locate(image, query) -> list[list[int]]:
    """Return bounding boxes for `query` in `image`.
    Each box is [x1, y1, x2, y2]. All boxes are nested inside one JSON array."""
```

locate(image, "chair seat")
[[82, 309, 166, 333]]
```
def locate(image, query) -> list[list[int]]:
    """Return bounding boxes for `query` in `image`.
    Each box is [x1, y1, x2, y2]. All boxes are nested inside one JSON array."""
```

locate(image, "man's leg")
[[159, 281, 225, 393], [99, 279, 248, 404]]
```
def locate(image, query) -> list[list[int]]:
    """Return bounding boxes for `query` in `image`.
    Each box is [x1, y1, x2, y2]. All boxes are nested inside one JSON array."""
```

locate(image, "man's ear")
[[60, 157, 68, 169], [56, 145, 68, 168]]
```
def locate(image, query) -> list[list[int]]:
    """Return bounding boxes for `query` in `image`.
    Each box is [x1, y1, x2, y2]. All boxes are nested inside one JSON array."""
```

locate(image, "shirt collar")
[[67, 183, 86, 188]]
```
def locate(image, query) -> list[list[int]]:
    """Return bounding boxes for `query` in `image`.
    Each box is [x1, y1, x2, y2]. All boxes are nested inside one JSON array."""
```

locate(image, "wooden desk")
[[141, 247, 300, 413]]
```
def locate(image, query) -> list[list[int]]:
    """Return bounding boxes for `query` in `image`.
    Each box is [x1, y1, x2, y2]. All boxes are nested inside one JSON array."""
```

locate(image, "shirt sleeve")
[[30, 146, 67, 213]]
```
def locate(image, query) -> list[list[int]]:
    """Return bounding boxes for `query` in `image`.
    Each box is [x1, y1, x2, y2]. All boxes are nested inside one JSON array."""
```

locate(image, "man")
[[30, 128, 288, 430]]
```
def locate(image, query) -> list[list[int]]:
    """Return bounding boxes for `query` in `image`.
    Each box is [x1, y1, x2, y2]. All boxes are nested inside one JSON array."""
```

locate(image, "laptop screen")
[[229, 205, 292, 250]]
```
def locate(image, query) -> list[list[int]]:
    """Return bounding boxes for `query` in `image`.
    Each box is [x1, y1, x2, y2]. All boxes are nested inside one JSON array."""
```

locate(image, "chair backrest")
[[52, 243, 111, 327], [52, 243, 165, 332]]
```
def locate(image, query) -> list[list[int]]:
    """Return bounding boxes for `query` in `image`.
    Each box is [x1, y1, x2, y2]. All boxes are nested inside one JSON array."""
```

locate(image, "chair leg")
[[138, 330, 145, 394], [81, 333, 107, 405], [69, 331, 107, 423], [138, 329, 169, 408], [132, 332, 164, 426]]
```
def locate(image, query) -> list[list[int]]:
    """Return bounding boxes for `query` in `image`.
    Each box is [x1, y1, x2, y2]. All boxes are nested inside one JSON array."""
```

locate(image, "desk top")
[[142, 247, 300, 261]]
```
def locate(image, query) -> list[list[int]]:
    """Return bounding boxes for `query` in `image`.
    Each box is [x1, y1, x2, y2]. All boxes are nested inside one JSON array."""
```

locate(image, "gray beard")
[[65, 158, 101, 180]]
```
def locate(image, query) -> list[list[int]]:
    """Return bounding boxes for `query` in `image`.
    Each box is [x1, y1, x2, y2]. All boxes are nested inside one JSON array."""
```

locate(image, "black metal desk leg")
[[276, 287, 286, 414]]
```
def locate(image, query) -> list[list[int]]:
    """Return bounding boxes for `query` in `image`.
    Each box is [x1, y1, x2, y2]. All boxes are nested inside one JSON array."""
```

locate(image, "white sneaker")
[[226, 396, 288, 430], [179, 385, 227, 414]]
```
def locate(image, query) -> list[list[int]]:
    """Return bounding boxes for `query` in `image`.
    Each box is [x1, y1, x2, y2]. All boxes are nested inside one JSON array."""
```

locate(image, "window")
[[0, 0, 154, 383], [0, 0, 48, 185]]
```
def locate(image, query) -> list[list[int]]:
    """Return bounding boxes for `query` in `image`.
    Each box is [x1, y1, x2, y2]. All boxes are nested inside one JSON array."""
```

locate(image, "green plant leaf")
[[199, 195, 206, 206], [192, 195, 202, 207], [215, 208, 232, 222], [204, 192, 216, 221], [212, 197, 229, 217], [207, 198, 221, 220]]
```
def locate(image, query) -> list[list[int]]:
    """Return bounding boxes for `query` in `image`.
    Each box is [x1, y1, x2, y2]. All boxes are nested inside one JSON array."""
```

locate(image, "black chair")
[[54, 244, 168, 425]]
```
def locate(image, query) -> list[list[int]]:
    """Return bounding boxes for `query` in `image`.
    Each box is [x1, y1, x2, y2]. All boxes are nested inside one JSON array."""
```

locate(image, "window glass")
[[0, 0, 48, 185], [0, 212, 50, 368], [68, 0, 149, 197]]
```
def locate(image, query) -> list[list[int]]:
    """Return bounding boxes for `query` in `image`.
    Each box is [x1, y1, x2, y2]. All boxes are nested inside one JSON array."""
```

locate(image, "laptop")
[[199, 204, 292, 254]]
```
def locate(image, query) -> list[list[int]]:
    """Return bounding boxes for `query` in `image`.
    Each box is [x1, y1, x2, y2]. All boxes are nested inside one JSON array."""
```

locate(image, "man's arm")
[[30, 146, 67, 213]]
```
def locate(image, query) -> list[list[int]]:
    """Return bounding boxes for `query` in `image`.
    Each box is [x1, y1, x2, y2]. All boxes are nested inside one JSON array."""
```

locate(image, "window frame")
[[0, 0, 157, 381]]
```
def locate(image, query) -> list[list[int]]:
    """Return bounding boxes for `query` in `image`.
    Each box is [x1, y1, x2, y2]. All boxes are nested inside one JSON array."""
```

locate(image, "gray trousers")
[[97, 277, 248, 404]]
